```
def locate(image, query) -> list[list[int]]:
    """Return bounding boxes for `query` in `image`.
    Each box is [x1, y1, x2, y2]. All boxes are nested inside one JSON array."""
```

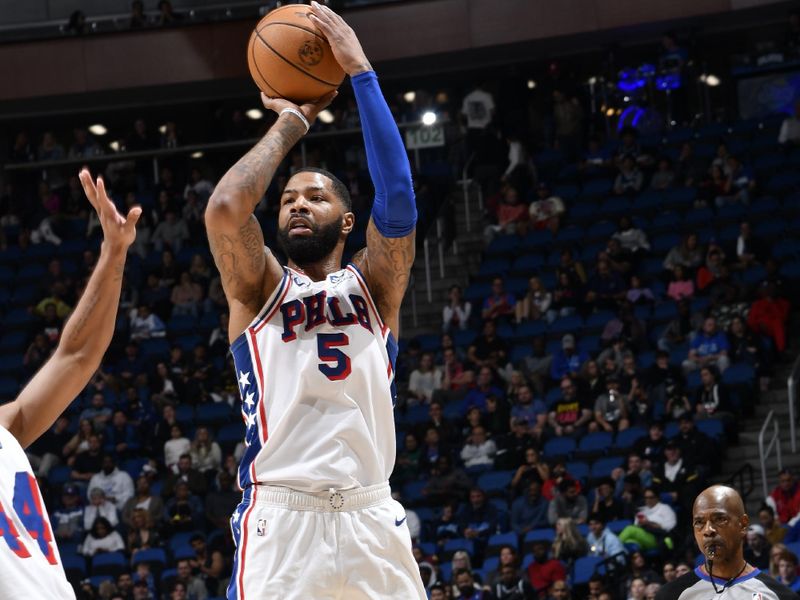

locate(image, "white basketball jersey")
[[0, 425, 74, 600], [230, 264, 398, 493]]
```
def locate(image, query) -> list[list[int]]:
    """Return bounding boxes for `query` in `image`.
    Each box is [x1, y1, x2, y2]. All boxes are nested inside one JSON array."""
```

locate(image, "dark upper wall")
[[0, 0, 782, 102]]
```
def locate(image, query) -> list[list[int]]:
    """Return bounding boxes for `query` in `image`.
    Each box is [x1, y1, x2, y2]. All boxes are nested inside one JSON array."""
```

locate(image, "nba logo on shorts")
[[257, 519, 267, 536], [752, 593, 763, 600]]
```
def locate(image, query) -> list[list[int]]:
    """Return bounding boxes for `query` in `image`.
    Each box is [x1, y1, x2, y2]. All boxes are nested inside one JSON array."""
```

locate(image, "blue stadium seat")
[[565, 461, 590, 482], [415, 334, 440, 352], [585, 311, 615, 330], [543, 438, 576, 460], [576, 432, 613, 458], [487, 532, 518, 553], [442, 538, 475, 560], [511, 320, 547, 342], [486, 235, 519, 257], [477, 470, 514, 496], [524, 528, 555, 545], [174, 404, 194, 424], [88, 575, 114, 588], [607, 519, 630, 534], [402, 480, 427, 502], [548, 315, 584, 336], [464, 282, 491, 303], [616, 427, 647, 449], [62, 553, 86, 580], [478, 258, 511, 279], [483, 556, 501, 572], [582, 179, 613, 199], [590, 457, 624, 481], [522, 230, 554, 250], [454, 329, 478, 347], [510, 253, 545, 275], [696, 419, 724, 439], [195, 402, 234, 426], [722, 363, 756, 387], [122, 458, 148, 480], [216, 423, 245, 448], [586, 221, 616, 239], [556, 226, 585, 245], [572, 556, 603, 585], [131, 548, 167, 572], [92, 551, 126, 576]]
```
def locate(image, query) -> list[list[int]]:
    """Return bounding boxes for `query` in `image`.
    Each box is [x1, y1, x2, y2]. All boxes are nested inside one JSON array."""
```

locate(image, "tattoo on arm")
[[208, 216, 266, 304], [364, 220, 415, 315]]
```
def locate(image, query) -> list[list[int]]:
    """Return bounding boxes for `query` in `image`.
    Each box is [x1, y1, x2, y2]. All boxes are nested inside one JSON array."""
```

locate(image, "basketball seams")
[[259, 21, 326, 42], [254, 30, 340, 87], [249, 33, 285, 98]]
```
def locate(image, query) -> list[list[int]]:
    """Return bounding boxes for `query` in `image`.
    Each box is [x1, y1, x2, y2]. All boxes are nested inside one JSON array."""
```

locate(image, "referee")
[[656, 485, 799, 599]]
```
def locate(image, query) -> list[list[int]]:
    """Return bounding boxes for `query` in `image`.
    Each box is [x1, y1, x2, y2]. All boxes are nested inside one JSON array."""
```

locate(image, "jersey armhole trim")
[[346, 263, 388, 336], [230, 269, 290, 352]]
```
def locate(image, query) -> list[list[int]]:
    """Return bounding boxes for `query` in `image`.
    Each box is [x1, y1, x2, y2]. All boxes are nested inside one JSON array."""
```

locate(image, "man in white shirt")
[[460, 425, 496, 469], [87, 455, 134, 510], [779, 100, 800, 146], [407, 352, 443, 405]]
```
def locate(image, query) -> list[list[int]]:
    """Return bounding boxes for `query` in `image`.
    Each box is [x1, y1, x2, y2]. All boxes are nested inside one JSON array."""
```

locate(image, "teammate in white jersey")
[[0, 171, 140, 600], [205, 3, 425, 599]]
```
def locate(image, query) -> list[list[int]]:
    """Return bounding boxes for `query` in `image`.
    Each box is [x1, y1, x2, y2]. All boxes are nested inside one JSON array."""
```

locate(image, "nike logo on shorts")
[[395, 516, 407, 527]]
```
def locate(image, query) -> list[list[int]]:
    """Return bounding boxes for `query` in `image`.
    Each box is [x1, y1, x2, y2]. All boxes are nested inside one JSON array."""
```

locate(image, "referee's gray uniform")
[[656, 567, 799, 600]]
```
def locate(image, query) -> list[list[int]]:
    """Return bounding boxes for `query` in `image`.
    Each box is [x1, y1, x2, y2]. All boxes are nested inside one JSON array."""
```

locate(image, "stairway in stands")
[[717, 327, 799, 516], [400, 184, 484, 339]]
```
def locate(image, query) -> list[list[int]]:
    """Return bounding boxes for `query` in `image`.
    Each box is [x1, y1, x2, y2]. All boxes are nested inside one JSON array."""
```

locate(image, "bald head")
[[693, 485, 746, 518], [693, 485, 749, 569]]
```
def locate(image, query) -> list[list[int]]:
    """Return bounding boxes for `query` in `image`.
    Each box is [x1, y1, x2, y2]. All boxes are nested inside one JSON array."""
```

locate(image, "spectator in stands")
[[164, 480, 204, 533], [758, 505, 787, 545], [454, 568, 492, 599], [683, 316, 730, 373], [552, 517, 589, 563], [130, 304, 166, 341], [71, 433, 104, 481], [492, 563, 537, 599], [23, 333, 52, 376], [463, 367, 505, 414], [585, 259, 626, 311], [650, 158, 675, 190], [164, 453, 207, 497], [515, 277, 553, 324], [553, 90, 584, 161], [582, 135, 612, 173], [673, 412, 718, 474], [770, 543, 791, 578], [550, 335, 588, 381], [591, 477, 626, 522], [84, 486, 119, 531], [482, 279, 517, 321], [618, 487, 676, 551], [460, 425, 497, 469], [715, 155, 755, 207], [748, 283, 790, 354], [548, 479, 588, 525], [189, 427, 222, 475], [510, 385, 546, 437], [732, 221, 767, 268], [528, 541, 567, 596], [778, 551, 800, 592], [612, 452, 653, 498], [423, 455, 472, 505], [779, 100, 800, 146], [546, 580, 570, 600], [663, 233, 704, 275], [511, 480, 549, 534], [634, 422, 667, 471], [88, 455, 134, 510], [156, 0, 182, 26], [408, 352, 443, 405], [164, 423, 192, 472], [592, 375, 629, 433], [106, 410, 137, 457], [174, 559, 207, 600], [650, 441, 701, 511], [53, 484, 85, 542], [628, 577, 647, 600], [614, 156, 644, 196], [626, 275, 655, 306], [122, 474, 165, 527], [80, 393, 113, 429], [205, 471, 239, 533], [548, 376, 594, 439], [553, 273, 583, 320], [657, 300, 701, 353], [519, 336, 552, 397], [127, 507, 161, 552], [443, 285, 472, 333], [767, 469, 800, 525], [529, 183, 565, 234], [587, 513, 626, 562], [484, 185, 529, 243], [745, 524, 772, 570], [510, 447, 550, 496], [28, 415, 70, 477], [423, 401, 460, 448], [693, 366, 736, 439], [458, 487, 498, 547], [667, 265, 694, 301], [392, 433, 420, 486], [80, 516, 125, 557], [130, 0, 148, 28], [613, 216, 650, 255], [170, 272, 203, 317], [601, 303, 648, 352], [188, 534, 224, 596]]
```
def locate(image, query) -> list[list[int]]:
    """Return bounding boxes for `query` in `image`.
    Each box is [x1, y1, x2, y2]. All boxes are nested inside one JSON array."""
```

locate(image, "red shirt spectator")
[[527, 541, 567, 594], [747, 285, 790, 353], [768, 470, 800, 524]]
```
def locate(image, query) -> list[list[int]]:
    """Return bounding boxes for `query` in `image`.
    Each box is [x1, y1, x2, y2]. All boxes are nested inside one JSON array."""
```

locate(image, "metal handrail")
[[758, 410, 783, 500], [725, 462, 754, 503], [787, 355, 800, 453]]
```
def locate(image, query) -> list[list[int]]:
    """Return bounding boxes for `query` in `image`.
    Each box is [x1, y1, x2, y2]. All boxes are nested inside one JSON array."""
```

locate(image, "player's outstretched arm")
[[311, 2, 416, 337], [205, 91, 336, 340], [0, 170, 140, 448]]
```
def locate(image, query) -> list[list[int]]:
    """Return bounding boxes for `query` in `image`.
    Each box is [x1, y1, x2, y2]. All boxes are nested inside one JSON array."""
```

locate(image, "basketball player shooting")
[[205, 3, 426, 599], [0, 170, 140, 600]]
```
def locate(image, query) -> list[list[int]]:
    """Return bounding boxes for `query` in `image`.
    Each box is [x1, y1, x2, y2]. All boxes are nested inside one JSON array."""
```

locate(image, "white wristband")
[[280, 107, 310, 133]]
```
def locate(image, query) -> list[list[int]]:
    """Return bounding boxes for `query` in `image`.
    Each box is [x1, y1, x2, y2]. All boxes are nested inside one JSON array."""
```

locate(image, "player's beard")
[[277, 215, 344, 266]]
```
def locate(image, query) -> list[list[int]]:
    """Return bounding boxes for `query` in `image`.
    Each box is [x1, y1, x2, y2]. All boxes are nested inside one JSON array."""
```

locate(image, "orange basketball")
[[247, 4, 345, 104]]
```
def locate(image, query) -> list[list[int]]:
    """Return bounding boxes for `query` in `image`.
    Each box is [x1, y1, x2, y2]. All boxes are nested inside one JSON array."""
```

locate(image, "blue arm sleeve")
[[351, 70, 416, 238]]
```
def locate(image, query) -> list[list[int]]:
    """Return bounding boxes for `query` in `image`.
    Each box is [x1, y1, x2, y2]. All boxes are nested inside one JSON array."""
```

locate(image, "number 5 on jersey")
[[317, 333, 351, 380]]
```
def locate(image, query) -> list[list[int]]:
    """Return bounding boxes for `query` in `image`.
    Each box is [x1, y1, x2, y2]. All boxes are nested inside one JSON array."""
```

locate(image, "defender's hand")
[[261, 91, 338, 125], [79, 169, 140, 252], [309, 1, 372, 76]]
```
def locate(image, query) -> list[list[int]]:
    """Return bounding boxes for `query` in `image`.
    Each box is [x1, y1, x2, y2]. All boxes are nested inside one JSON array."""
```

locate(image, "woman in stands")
[[552, 517, 589, 565]]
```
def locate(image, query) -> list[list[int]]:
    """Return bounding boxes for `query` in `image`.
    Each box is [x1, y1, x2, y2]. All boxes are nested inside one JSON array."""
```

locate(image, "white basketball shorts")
[[226, 482, 426, 600]]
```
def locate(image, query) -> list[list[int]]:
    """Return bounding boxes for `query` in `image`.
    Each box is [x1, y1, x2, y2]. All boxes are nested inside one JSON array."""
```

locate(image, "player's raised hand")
[[260, 90, 338, 124], [308, 1, 372, 76], [78, 168, 141, 251]]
